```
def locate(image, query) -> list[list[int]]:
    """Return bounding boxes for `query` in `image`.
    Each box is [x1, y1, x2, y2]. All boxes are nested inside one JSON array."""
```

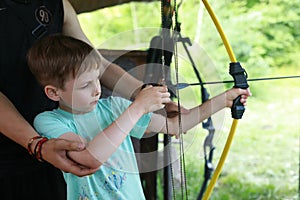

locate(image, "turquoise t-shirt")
[[34, 96, 151, 200]]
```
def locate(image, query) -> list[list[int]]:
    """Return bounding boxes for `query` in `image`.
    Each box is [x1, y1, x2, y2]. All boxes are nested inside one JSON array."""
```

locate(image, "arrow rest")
[[229, 62, 249, 119]]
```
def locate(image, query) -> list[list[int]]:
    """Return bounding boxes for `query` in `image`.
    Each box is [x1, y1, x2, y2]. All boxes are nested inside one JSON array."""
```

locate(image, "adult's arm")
[[0, 92, 37, 147], [62, 0, 144, 99], [69, 0, 158, 14], [0, 92, 97, 176]]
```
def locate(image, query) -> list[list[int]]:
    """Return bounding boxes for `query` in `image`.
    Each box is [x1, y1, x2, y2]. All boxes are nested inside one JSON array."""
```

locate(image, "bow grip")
[[229, 62, 249, 119]]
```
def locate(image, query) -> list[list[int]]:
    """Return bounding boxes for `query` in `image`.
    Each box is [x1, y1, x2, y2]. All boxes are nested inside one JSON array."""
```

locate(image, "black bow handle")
[[229, 62, 249, 119]]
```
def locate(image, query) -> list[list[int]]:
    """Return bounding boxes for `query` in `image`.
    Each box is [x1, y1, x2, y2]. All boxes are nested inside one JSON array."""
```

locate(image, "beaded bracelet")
[[27, 136, 43, 156], [34, 137, 49, 162]]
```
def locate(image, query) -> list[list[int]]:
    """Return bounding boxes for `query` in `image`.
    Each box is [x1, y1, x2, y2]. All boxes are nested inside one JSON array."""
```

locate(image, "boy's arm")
[[147, 92, 226, 135], [85, 103, 146, 166], [63, 86, 170, 169], [41, 103, 145, 170], [148, 88, 251, 135], [52, 103, 145, 169]]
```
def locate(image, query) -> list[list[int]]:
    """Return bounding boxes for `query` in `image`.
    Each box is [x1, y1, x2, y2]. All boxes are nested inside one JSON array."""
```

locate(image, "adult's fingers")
[[53, 139, 86, 151], [65, 164, 99, 177], [42, 139, 99, 176]]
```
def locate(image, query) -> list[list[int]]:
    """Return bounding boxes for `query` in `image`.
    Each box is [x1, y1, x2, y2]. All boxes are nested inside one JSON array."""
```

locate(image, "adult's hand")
[[41, 138, 99, 177]]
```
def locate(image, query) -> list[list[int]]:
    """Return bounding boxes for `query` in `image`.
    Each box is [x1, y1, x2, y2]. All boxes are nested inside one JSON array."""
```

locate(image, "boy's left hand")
[[226, 88, 252, 108]]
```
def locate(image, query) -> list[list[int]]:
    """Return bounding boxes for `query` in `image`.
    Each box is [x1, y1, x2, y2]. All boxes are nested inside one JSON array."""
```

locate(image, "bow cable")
[[161, 0, 180, 199], [160, 0, 190, 199], [177, 29, 217, 200], [173, 1, 190, 199], [172, 13, 217, 198]]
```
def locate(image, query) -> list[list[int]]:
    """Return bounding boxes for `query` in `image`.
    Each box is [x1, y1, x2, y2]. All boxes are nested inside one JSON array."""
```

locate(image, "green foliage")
[[78, 0, 299, 86], [78, 2, 161, 47]]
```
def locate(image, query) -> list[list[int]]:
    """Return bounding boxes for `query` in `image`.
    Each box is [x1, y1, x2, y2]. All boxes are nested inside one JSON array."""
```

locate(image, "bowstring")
[[161, 0, 176, 199], [171, 0, 189, 198]]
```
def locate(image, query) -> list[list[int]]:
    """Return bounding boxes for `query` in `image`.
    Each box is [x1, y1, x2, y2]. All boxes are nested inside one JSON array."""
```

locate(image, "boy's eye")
[[79, 83, 89, 89]]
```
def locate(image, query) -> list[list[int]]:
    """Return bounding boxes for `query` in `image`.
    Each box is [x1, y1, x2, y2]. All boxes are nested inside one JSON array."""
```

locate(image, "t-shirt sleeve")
[[109, 96, 152, 139], [33, 111, 73, 139], [130, 113, 152, 139]]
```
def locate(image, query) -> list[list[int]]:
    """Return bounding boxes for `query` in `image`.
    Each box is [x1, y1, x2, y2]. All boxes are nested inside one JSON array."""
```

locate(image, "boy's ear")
[[44, 85, 60, 101]]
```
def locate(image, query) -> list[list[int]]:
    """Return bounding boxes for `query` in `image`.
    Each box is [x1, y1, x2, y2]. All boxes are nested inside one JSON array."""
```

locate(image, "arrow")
[[174, 75, 300, 89]]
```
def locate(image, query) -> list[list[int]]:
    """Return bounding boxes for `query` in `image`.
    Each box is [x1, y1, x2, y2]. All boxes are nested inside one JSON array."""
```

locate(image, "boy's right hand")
[[134, 85, 171, 114]]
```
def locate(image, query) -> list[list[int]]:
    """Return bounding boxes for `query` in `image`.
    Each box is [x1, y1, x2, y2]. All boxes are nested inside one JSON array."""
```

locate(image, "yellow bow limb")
[[201, 0, 241, 199]]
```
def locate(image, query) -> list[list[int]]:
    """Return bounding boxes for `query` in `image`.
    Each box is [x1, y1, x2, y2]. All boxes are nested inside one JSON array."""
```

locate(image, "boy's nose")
[[94, 85, 101, 96]]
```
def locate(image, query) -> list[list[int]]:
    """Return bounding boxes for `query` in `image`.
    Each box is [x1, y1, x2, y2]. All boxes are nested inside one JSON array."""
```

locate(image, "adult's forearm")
[[100, 61, 143, 99], [62, 0, 144, 99], [0, 92, 38, 148]]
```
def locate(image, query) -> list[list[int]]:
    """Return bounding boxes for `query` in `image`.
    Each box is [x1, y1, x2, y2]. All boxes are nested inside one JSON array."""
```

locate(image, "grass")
[[163, 67, 300, 200]]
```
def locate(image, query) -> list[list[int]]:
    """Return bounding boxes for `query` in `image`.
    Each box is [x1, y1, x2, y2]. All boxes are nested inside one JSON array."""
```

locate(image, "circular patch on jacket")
[[35, 6, 52, 26]]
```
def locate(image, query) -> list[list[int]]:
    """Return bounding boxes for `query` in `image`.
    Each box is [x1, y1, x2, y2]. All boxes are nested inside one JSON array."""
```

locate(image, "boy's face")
[[59, 68, 101, 114]]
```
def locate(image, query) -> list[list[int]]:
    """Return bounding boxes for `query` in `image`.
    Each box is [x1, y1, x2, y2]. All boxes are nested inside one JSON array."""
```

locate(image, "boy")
[[27, 34, 250, 200]]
